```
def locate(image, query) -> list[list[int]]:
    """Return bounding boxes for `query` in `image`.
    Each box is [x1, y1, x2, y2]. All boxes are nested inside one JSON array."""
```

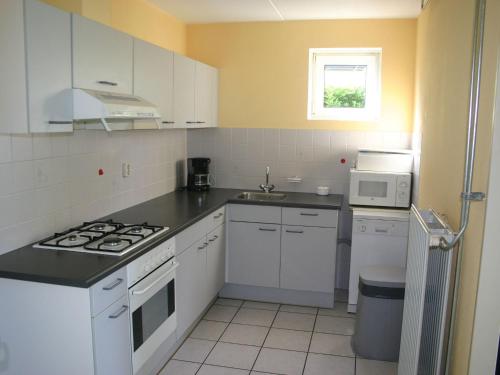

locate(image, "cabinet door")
[[173, 54, 196, 127], [133, 39, 174, 126], [92, 295, 132, 375], [206, 224, 225, 300], [280, 226, 337, 293], [176, 237, 207, 338], [72, 15, 133, 94], [25, 0, 73, 133], [228, 221, 281, 288], [195, 62, 217, 127]]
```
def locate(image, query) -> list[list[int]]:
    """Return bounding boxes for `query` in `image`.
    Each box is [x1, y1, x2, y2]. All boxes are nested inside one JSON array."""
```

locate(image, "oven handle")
[[131, 261, 179, 296]]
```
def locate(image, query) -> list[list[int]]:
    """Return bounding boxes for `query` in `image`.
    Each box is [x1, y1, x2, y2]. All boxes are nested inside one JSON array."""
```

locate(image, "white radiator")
[[398, 206, 454, 375]]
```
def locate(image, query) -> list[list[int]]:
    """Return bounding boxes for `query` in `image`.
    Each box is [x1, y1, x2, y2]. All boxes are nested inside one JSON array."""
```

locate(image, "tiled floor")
[[159, 299, 398, 375]]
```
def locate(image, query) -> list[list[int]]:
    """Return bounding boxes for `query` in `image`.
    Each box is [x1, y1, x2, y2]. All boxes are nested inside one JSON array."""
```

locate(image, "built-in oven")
[[127, 238, 177, 374]]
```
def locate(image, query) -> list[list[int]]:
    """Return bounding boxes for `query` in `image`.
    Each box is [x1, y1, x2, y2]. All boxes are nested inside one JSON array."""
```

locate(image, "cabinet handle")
[[286, 229, 304, 234], [198, 242, 208, 250], [300, 212, 319, 216], [48, 120, 73, 125], [196, 121, 206, 124], [208, 235, 219, 242], [186, 121, 197, 124], [102, 278, 123, 291], [214, 213, 223, 219], [108, 305, 128, 319], [258, 227, 277, 232], [162, 121, 175, 124], [97, 80, 118, 86]]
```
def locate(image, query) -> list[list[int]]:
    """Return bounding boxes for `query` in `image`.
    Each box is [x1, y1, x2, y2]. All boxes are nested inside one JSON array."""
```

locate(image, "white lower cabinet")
[[206, 224, 226, 300], [280, 226, 337, 293], [227, 221, 281, 288], [176, 237, 207, 336], [92, 295, 132, 375]]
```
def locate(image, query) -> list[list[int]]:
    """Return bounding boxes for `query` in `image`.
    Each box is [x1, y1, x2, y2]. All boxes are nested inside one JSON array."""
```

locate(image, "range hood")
[[72, 89, 161, 131]]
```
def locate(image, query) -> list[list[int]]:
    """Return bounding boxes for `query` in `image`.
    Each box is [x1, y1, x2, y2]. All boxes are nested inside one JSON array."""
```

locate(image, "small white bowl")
[[316, 186, 329, 196]]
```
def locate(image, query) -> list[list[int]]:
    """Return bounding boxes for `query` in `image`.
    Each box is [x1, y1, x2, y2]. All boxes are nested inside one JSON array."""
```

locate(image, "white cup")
[[316, 186, 329, 196]]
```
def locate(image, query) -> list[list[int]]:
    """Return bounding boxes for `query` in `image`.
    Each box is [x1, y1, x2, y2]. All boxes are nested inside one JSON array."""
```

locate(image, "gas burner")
[[68, 235, 78, 242], [130, 226, 143, 234], [93, 224, 106, 231], [102, 237, 122, 247]]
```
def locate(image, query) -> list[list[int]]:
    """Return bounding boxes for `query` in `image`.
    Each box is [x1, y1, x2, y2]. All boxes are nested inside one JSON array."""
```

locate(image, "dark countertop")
[[0, 189, 342, 288]]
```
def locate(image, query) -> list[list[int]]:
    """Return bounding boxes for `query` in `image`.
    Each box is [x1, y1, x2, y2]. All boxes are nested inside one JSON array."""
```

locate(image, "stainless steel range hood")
[[72, 89, 162, 131]]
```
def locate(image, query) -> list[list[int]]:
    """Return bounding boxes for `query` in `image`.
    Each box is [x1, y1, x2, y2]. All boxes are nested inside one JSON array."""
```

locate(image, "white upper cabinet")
[[173, 54, 218, 128], [133, 39, 174, 127], [0, 0, 73, 133], [72, 14, 133, 94]]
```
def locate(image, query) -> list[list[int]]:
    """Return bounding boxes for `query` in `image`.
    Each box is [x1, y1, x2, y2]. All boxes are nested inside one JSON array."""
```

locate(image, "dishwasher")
[[348, 208, 410, 313]]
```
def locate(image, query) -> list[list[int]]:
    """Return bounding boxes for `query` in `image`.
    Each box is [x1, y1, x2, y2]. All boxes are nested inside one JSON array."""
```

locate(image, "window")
[[308, 48, 381, 121]]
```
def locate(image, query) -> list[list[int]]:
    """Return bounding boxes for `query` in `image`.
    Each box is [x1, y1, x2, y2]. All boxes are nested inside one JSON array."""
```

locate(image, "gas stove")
[[34, 220, 169, 256]]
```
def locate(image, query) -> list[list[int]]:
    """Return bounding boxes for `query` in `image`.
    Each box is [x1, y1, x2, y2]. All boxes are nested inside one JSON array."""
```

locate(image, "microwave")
[[349, 169, 411, 208]]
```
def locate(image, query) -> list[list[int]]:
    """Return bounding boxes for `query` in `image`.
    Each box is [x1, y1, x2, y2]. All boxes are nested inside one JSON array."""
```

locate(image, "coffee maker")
[[187, 158, 211, 191]]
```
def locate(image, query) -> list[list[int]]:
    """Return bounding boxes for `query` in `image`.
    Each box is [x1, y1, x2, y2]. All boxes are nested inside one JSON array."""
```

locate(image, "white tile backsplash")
[[187, 127, 411, 240], [0, 129, 186, 255]]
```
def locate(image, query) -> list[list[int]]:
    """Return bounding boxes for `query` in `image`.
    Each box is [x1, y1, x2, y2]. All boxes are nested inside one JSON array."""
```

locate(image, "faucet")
[[259, 166, 275, 193]]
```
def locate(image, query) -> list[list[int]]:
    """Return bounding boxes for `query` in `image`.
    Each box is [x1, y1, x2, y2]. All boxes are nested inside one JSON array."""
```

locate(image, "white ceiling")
[[149, 0, 422, 24]]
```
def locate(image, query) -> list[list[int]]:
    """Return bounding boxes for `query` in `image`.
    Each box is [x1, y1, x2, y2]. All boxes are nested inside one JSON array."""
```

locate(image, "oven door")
[[349, 169, 397, 207], [128, 258, 178, 373]]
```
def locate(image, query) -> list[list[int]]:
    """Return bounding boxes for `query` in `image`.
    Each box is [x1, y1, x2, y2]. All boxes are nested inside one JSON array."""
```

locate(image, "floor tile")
[[232, 308, 277, 327], [242, 300, 280, 311], [314, 315, 355, 335], [272, 311, 316, 331], [204, 305, 239, 322], [356, 358, 398, 375], [205, 342, 260, 370], [309, 333, 354, 357], [158, 360, 200, 375], [318, 302, 353, 318], [220, 323, 269, 346], [303, 353, 355, 375], [173, 338, 216, 363], [215, 298, 244, 307], [263, 328, 312, 352], [190, 320, 228, 341], [280, 304, 318, 315], [253, 348, 307, 375], [197, 364, 250, 375]]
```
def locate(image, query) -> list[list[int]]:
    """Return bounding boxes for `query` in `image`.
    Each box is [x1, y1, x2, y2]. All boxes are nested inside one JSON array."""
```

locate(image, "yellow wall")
[[414, 0, 500, 373], [42, 0, 186, 54], [187, 20, 417, 131]]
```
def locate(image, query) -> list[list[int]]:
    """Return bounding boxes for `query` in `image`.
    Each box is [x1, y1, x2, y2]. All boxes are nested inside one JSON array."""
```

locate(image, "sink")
[[237, 192, 287, 201]]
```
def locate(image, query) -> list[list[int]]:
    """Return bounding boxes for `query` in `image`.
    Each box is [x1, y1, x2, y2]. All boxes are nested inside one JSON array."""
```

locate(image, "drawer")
[[206, 206, 226, 233], [229, 204, 281, 224], [176, 217, 208, 255], [90, 267, 127, 317], [282, 207, 338, 228]]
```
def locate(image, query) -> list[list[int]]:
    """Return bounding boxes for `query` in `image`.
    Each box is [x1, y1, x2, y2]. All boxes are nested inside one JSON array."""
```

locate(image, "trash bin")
[[352, 265, 406, 362]]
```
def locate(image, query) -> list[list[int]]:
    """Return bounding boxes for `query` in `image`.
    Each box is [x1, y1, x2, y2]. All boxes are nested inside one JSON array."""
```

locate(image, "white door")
[[206, 224, 225, 299], [173, 54, 196, 127], [72, 15, 133, 94], [25, 0, 73, 132], [468, 55, 500, 375], [92, 295, 132, 375], [133, 39, 174, 127], [227, 221, 281, 288], [281, 226, 337, 293], [176, 237, 207, 338]]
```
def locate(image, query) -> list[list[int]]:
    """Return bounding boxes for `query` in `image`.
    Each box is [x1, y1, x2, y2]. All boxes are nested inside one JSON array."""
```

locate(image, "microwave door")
[[350, 172, 397, 206]]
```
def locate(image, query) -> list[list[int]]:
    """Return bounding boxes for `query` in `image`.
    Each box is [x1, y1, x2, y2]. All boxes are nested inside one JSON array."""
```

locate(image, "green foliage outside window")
[[324, 87, 366, 108]]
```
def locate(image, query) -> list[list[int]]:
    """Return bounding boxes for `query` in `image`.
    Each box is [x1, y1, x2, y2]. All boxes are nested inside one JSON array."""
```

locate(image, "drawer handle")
[[162, 121, 175, 124], [258, 227, 277, 232], [102, 278, 123, 291], [198, 242, 208, 250], [48, 120, 73, 125], [97, 80, 118, 86], [214, 213, 224, 219], [208, 235, 219, 242], [286, 229, 304, 234], [108, 305, 128, 319], [300, 212, 319, 216]]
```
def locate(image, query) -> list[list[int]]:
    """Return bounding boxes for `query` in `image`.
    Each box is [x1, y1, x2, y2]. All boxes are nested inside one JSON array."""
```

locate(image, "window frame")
[[307, 48, 382, 121]]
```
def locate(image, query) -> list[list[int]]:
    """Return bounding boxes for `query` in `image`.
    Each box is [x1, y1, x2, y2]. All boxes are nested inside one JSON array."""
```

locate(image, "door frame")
[[468, 52, 500, 375]]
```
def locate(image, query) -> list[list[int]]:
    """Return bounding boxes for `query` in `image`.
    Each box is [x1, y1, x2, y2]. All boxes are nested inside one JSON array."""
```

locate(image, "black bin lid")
[[359, 266, 406, 300]]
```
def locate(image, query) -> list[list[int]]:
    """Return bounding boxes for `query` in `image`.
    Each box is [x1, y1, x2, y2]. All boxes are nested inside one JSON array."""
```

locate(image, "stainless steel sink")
[[237, 192, 287, 201]]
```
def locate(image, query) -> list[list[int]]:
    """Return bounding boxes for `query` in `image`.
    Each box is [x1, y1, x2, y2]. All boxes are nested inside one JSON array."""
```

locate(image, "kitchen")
[[0, 0, 499, 375]]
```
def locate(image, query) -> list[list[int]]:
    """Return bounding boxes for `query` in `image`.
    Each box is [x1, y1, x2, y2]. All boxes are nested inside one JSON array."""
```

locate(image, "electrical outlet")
[[122, 162, 131, 178]]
